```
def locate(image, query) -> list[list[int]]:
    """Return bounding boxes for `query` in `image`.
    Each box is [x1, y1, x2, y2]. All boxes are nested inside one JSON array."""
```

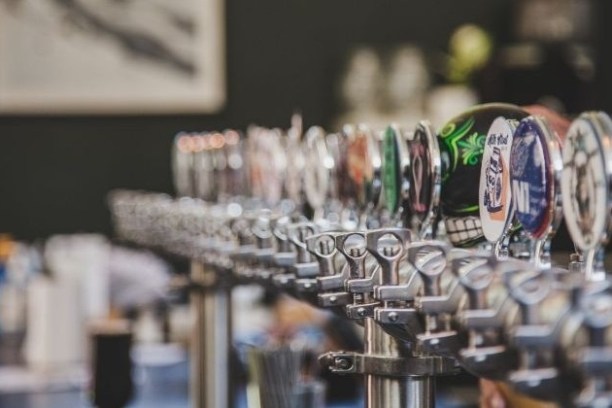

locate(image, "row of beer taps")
[[109, 104, 612, 408]]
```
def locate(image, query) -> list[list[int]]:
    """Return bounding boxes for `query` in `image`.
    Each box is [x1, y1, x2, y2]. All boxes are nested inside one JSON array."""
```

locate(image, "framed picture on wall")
[[0, 0, 225, 114]]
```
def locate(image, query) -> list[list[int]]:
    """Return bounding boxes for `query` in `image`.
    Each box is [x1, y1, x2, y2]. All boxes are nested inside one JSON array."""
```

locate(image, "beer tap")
[[562, 112, 612, 282], [107, 108, 612, 408], [504, 267, 581, 404], [306, 231, 353, 313], [373, 124, 423, 342], [288, 125, 348, 298], [407, 241, 465, 358], [287, 221, 321, 302], [320, 121, 445, 408], [249, 209, 278, 283], [334, 123, 385, 322], [454, 254, 520, 380], [331, 236, 386, 322], [492, 114, 574, 403], [561, 111, 612, 406], [373, 119, 454, 353], [446, 113, 552, 382]]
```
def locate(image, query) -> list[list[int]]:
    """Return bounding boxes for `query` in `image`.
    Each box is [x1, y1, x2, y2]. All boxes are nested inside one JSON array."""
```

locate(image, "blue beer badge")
[[510, 116, 561, 239], [479, 117, 516, 243]]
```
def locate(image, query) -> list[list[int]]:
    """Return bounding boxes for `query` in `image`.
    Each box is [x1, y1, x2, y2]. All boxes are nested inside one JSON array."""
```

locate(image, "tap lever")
[[335, 232, 368, 279], [305, 232, 341, 277], [365, 228, 412, 285], [406, 240, 449, 296]]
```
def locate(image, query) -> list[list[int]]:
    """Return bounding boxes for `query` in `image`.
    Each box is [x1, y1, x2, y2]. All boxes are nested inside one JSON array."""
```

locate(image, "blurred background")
[[0, 0, 609, 407], [0, 0, 609, 241]]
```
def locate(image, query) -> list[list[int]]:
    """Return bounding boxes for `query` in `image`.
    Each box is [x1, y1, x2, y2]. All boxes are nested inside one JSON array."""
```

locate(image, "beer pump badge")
[[347, 125, 382, 209], [438, 103, 527, 247], [382, 126, 401, 215], [284, 119, 304, 204], [303, 127, 332, 211], [562, 113, 612, 251], [346, 127, 367, 208], [479, 117, 515, 242], [409, 122, 437, 222], [510, 117, 553, 238]]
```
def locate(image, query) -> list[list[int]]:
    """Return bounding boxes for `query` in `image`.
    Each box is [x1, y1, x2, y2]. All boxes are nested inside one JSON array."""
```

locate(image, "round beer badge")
[[438, 103, 527, 247], [510, 116, 562, 239], [303, 126, 333, 211], [382, 125, 410, 216], [479, 117, 516, 243], [324, 132, 344, 201], [408, 121, 441, 235], [260, 129, 286, 206], [561, 112, 612, 251], [346, 124, 382, 211], [284, 116, 304, 204]]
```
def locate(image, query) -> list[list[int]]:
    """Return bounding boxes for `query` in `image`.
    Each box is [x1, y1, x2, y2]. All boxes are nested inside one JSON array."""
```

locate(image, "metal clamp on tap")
[[204, 209, 238, 278], [367, 228, 424, 343], [248, 209, 283, 283], [319, 349, 456, 378], [339, 232, 379, 320], [407, 241, 465, 358], [269, 220, 301, 290], [251, 210, 276, 264], [287, 221, 321, 298], [229, 214, 258, 280], [270, 215, 298, 268]]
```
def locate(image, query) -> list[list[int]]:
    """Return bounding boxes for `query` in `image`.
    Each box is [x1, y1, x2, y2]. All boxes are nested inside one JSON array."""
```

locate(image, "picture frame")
[[0, 0, 225, 114]]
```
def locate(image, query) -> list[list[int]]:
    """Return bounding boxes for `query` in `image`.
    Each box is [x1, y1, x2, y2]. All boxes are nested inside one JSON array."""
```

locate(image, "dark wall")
[[0, 0, 589, 240]]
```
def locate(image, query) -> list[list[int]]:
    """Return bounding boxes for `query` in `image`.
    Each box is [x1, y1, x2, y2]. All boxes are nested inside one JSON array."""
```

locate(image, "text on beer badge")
[[510, 118, 550, 237], [479, 117, 515, 242]]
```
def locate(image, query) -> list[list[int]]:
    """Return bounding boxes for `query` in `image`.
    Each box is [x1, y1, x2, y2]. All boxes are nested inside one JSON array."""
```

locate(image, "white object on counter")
[[23, 275, 84, 370]]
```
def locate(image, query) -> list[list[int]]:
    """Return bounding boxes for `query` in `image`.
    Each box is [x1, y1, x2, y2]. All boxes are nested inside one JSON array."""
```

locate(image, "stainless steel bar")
[[191, 261, 233, 408], [364, 319, 434, 408]]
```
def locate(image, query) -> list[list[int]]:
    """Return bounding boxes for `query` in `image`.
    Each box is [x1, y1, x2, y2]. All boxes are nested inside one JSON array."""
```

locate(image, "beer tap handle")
[[365, 228, 411, 286], [335, 231, 378, 320], [406, 240, 449, 296], [336, 232, 368, 281], [305, 232, 339, 277]]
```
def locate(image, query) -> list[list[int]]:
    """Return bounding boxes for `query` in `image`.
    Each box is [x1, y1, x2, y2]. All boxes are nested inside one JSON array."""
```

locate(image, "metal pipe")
[[364, 319, 435, 408], [191, 261, 233, 408]]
